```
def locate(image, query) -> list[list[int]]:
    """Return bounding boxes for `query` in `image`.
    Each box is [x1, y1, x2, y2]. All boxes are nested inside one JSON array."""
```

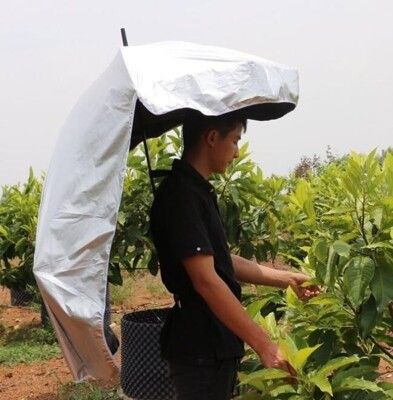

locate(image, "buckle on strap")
[[174, 294, 181, 309]]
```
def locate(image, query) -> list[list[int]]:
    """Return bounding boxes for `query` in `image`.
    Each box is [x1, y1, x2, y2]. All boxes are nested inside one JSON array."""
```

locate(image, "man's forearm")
[[231, 254, 291, 288], [194, 274, 271, 352]]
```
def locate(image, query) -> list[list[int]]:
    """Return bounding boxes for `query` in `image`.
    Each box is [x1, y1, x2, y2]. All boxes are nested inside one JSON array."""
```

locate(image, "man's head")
[[182, 110, 247, 174]]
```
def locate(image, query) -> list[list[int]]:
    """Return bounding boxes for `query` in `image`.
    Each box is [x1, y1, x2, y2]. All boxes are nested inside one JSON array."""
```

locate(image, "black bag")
[[121, 308, 176, 400]]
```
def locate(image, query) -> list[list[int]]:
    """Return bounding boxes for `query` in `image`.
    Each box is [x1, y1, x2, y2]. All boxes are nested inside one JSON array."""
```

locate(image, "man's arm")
[[231, 254, 320, 299], [182, 253, 293, 374], [231, 254, 291, 288]]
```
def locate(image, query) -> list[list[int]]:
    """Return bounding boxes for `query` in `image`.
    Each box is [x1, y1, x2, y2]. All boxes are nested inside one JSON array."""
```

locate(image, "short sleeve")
[[163, 189, 214, 262]]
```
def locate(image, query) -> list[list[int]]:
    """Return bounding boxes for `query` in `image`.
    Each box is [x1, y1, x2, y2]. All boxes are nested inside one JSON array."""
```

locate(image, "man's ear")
[[205, 129, 219, 148]]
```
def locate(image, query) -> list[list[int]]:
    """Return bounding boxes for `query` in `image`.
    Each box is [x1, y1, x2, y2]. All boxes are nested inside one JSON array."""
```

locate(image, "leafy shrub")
[[0, 168, 42, 291]]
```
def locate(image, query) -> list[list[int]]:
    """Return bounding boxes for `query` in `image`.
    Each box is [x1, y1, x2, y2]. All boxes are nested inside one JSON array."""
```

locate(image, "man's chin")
[[212, 163, 228, 174], [212, 168, 225, 175]]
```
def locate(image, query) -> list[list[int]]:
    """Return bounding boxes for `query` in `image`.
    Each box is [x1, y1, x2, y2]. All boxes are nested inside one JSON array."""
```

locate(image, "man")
[[149, 111, 319, 400]]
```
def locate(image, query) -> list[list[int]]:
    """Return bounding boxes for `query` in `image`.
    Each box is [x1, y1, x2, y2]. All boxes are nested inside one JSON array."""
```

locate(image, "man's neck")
[[181, 153, 212, 180]]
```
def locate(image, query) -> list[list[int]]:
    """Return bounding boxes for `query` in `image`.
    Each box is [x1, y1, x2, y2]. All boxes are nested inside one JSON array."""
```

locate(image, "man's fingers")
[[299, 285, 322, 300], [279, 360, 290, 372], [274, 358, 295, 375], [284, 365, 297, 384], [290, 284, 302, 297], [281, 361, 297, 383], [288, 363, 297, 376]]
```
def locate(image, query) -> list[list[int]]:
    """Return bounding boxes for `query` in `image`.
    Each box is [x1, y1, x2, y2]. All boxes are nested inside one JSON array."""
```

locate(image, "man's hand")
[[231, 254, 321, 300], [256, 341, 296, 376], [288, 272, 321, 301]]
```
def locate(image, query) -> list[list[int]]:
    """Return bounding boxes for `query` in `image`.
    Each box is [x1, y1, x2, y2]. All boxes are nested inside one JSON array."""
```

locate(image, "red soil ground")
[[0, 279, 173, 400]]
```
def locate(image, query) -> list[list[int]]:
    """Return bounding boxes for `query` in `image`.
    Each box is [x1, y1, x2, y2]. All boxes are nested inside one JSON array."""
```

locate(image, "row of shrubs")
[[1, 130, 393, 398]]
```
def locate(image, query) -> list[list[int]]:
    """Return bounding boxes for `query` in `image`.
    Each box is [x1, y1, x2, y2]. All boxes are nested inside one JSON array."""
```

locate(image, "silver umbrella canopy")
[[33, 40, 299, 381]]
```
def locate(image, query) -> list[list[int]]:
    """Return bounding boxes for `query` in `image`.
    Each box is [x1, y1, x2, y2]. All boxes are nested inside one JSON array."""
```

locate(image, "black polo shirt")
[[149, 158, 245, 362]]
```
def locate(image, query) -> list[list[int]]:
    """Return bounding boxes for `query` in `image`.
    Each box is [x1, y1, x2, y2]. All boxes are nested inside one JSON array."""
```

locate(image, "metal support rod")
[[142, 130, 157, 197], [120, 28, 156, 198], [120, 28, 128, 46], [117, 29, 161, 325]]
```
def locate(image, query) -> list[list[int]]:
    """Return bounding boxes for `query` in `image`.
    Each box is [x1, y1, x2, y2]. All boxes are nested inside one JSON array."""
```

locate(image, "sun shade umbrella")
[[33, 37, 299, 382]]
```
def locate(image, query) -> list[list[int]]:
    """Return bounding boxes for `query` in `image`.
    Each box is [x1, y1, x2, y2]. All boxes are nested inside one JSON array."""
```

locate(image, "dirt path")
[[0, 287, 70, 399], [0, 357, 72, 400]]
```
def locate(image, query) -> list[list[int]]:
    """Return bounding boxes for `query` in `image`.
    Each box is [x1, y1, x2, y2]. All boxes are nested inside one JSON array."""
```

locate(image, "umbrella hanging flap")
[[33, 51, 137, 381]]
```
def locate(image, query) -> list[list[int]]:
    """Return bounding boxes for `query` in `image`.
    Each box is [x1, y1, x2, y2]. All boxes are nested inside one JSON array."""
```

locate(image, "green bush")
[[0, 168, 42, 291], [236, 150, 393, 399]]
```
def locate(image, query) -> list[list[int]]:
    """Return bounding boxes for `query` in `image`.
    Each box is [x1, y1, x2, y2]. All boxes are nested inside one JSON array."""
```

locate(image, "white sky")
[[1, 0, 392, 186]]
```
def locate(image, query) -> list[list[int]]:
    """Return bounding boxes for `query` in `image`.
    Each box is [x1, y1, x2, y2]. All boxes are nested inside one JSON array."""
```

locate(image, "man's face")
[[210, 124, 243, 174]]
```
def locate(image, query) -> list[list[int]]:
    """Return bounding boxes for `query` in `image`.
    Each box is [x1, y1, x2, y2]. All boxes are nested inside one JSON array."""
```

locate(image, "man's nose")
[[234, 147, 239, 158]]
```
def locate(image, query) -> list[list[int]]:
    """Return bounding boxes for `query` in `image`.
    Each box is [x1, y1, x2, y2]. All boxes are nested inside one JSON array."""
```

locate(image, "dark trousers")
[[168, 357, 240, 400]]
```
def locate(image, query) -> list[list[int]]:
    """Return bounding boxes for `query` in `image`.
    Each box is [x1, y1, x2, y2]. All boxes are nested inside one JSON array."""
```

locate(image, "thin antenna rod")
[[120, 28, 157, 197], [120, 28, 128, 46], [142, 130, 157, 197]]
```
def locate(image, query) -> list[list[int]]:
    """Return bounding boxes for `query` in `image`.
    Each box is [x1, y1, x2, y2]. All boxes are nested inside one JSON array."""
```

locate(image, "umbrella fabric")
[[33, 41, 299, 381], [126, 41, 298, 147]]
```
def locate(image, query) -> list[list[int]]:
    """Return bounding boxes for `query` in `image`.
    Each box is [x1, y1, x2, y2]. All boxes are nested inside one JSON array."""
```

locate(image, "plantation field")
[[2, 133, 393, 398], [1, 268, 392, 400]]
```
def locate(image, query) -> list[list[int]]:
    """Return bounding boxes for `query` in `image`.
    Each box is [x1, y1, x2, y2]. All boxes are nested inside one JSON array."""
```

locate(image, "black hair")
[[182, 110, 247, 154]]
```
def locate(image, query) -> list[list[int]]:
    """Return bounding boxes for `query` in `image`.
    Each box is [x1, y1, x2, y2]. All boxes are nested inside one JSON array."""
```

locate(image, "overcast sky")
[[1, 0, 392, 186]]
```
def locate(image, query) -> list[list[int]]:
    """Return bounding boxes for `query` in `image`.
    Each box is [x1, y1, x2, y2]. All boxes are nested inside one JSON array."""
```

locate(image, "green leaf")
[[287, 396, 307, 400], [280, 253, 307, 267], [15, 237, 27, 254], [238, 368, 290, 385], [308, 375, 332, 395], [333, 240, 351, 257], [315, 355, 359, 378], [378, 382, 393, 397], [293, 344, 322, 371], [365, 148, 378, 167], [307, 293, 341, 306], [229, 186, 240, 205], [334, 377, 384, 393], [370, 254, 393, 311], [264, 312, 278, 338], [316, 245, 338, 288], [117, 211, 126, 226], [343, 256, 375, 307], [255, 313, 279, 338], [363, 242, 393, 250], [291, 180, 315, 219], [266, 383, 297, 397], [286, 285, 302, 308], [278, 336, 299, 371], [331, 365, 376, 389], [247, 299, 270, 319], [357, 294, 378, 337], [341, 174, 359, 198], [0, 225, 9, 238]]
